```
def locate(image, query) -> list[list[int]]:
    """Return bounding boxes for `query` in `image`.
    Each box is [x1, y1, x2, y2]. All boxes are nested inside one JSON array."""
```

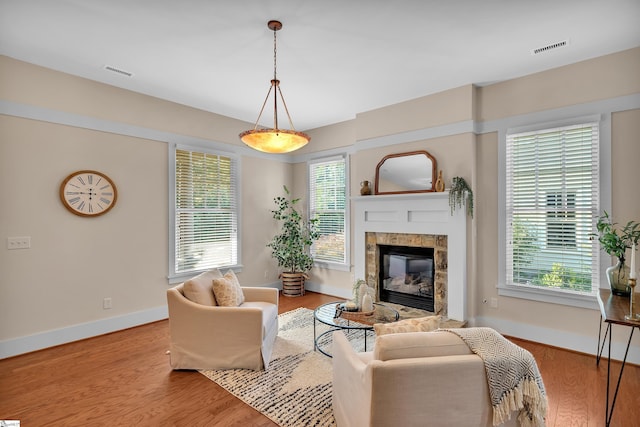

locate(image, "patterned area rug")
[[200, 307, 367, 427]]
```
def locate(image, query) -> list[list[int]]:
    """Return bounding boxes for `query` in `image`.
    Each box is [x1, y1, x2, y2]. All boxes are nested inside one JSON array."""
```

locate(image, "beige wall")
[[1, 46, 639, 359], [0, 56, 290, 353]]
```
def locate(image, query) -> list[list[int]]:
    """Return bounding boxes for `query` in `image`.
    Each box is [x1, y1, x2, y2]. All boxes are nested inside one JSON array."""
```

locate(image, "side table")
[[596, 288, 639, 427]]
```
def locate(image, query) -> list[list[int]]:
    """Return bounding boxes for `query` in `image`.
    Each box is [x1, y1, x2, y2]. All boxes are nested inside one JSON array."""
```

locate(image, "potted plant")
[[267, 185, 319, 296], [594, 211, 640, 296], [449, 176, 474, 218]]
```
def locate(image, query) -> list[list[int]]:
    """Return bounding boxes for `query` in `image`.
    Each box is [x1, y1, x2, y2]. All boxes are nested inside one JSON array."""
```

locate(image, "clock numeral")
[[101, 192, 113, 196], [66, 191, 80, 195], [69, 183, 80, 189], [78, 201, 86, 211], [88, 174, 93, 185], [95, 177, 103, 185], [100, 197, 111, 205], [88, 203, 93, 213], [68, 197, 81, 205], [77, 176, 86, 185], [100, 184, 111, 191]]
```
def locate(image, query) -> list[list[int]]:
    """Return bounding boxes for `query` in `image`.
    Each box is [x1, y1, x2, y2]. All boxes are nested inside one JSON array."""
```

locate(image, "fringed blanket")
[[443, 327, 547, 427]]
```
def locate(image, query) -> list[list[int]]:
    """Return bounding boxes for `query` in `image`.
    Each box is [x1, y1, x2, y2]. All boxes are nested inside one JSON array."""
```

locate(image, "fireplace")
[[365, 232, 448, 316], [379, 245, 434, 311], [353, 192, 467, 321]]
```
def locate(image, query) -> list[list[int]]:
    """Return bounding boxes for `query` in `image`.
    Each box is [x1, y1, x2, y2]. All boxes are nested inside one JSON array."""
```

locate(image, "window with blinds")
[[174, 148, 238, 275], [309, 157, 347, 265], [506, 122, 599, 294]]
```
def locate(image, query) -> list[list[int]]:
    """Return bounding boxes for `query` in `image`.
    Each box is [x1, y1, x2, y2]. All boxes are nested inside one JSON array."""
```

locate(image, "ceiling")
[[1, 0, 639, 131]]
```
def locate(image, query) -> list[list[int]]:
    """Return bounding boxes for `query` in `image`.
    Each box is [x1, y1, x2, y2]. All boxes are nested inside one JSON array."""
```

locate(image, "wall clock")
[[59, 170, 118, 217]]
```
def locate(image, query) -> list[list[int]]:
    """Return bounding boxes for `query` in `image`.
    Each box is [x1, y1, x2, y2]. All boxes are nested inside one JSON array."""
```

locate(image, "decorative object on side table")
[[594, 211, 640, 297], [449, 176, 473, 218], [625, 242, 638, 320], [267, 185, 319, 296]]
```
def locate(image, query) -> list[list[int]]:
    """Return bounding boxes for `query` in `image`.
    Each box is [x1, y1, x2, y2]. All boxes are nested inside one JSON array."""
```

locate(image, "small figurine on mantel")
[[435, 170, 445, 192], [360, 180, 372, 195]]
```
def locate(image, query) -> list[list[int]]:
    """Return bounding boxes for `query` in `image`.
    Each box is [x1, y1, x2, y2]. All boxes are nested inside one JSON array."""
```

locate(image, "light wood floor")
[[1, 291, 639, 426]]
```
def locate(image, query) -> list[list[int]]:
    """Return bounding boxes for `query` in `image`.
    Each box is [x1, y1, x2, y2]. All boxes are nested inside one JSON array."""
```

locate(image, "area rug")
[[200, 307, 368, 427]]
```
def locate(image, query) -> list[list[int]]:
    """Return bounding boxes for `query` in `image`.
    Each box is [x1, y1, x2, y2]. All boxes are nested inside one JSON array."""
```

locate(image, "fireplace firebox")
[[378, 245, 434, 312]]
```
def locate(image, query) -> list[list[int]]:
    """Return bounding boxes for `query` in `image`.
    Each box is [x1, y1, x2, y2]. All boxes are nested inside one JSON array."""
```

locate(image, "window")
[[170, 145, 239, 279], [505, 121, 599, 295], [546, 192, 576, 249], [309, 156, 348, 267]]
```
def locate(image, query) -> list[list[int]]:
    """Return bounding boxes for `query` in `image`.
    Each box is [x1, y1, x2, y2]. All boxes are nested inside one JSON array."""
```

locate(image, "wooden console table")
[[596, 288, 639, 427]]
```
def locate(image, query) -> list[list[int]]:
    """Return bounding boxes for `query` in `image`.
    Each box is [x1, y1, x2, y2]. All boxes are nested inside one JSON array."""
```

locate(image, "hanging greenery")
[[449, 176, 474, 218]]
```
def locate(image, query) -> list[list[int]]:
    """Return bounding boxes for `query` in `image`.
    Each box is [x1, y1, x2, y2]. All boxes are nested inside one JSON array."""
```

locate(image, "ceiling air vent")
[[531, 39, 569, 55], [104, 65, 133, 77]]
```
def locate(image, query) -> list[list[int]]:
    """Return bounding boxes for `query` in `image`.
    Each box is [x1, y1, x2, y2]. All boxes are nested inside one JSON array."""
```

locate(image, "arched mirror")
[[374, 150, 437, 195]]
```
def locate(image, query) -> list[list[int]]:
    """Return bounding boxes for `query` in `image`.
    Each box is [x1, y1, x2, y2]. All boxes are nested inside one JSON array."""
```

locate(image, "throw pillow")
[[182, 269, 222, 306], [212, 270, 245, 307], [373, 315, 441, 336]]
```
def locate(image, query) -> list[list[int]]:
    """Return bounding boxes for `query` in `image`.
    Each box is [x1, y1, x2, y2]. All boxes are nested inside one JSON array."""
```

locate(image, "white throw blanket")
[[442, 327, 547, 427]]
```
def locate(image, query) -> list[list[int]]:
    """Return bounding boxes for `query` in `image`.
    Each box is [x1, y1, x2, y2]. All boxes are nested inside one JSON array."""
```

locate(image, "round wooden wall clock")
[[60, 170, 118, 217]]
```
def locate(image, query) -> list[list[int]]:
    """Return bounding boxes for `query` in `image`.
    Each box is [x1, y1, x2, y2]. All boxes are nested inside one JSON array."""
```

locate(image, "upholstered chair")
[[167, 269, 279, 370]]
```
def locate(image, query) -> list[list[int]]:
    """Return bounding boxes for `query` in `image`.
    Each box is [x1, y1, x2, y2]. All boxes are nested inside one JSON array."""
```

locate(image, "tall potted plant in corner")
[[594, 211, 640, 296], [267, 185, 319, 297]]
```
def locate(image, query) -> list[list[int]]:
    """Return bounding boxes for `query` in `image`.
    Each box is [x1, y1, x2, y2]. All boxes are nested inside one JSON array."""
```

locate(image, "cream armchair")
[[332, 330, 519, 427], [167, 272, 279, 371]]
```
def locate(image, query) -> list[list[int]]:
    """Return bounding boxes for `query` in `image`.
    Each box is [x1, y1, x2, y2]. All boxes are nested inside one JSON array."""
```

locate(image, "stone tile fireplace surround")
[[353, 192, 467, 321]]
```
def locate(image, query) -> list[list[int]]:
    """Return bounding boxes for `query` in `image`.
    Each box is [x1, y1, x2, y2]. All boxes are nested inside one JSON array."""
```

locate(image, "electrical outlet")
[[7, 236, 31, 250], [490, 297, 498, 308], [103, 297, 112, 309]]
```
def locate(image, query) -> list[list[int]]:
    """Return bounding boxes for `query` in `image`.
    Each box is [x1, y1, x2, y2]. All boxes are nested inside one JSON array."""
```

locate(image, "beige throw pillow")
[[373, 315, 441, 336], [212, 270, 245, 307], [182, 269, 221, 306]]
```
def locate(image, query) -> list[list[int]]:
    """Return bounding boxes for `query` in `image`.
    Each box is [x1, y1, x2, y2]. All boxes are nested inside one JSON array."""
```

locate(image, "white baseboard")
[[305, 281, 351, 300], [473, 315, 640, 365], [0, 306, 168, 359]]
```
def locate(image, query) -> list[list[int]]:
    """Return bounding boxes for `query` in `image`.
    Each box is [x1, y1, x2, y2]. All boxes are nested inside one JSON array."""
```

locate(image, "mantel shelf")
[[352, 191, 449, 202]]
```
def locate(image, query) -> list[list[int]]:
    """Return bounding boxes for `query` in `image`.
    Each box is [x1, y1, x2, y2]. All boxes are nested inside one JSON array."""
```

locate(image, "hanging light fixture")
[[239, 20, 310, 153]]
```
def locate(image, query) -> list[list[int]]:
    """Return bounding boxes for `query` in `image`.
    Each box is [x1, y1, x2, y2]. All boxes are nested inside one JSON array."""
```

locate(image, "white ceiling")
[[1, 0, 639, 131]]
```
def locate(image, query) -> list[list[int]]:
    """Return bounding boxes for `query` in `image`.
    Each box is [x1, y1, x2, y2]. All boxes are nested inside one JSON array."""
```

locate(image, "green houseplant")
[[594, 211, 640, 296], [267, 185, 319, 296], [449, 176, 474, 218]]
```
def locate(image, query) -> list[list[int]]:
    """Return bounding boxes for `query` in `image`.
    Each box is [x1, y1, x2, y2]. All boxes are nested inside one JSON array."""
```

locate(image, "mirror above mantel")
[[374, 150, 437, 195]]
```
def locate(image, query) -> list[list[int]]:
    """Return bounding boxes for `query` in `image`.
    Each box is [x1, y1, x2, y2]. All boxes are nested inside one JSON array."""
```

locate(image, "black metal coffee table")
[[313, 301, 399, 357]]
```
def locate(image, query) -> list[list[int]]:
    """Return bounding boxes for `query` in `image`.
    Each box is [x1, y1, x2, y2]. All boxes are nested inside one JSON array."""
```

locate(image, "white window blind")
[[309, 157, 346, 264], [174, 148, 238, 274], [506, 122, 599, 294]]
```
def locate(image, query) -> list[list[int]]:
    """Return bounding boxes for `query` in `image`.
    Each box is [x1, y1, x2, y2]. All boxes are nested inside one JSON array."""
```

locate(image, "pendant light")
[[239, 20, 310, 153]]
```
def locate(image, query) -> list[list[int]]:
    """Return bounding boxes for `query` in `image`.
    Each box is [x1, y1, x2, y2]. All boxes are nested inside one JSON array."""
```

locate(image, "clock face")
[[60, 170, 117, 217]]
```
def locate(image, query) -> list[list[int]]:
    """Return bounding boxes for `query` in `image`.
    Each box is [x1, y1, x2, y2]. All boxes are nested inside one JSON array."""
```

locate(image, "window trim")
[[308, 154, 350, 272], [497, 114, 608, 309], [168, 142, 242, 284]]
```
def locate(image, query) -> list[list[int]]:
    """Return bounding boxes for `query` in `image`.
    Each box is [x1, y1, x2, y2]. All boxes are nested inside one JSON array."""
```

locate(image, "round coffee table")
[[313, 301, 400, 357]]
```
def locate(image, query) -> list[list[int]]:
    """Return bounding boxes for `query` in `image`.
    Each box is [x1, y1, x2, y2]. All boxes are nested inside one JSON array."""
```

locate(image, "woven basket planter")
[[280, 272, 307, 297]]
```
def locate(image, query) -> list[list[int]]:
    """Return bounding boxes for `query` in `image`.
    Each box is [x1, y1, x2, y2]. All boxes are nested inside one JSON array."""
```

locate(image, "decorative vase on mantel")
[[606, 258, 631, 296]]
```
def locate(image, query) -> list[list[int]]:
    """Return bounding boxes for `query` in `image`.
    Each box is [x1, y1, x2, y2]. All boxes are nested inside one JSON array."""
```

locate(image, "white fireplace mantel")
[[352, 191, 467, 321]]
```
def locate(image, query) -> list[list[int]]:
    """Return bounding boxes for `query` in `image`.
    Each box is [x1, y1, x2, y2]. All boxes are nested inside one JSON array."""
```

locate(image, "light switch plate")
[[7, 236, 31, 250]]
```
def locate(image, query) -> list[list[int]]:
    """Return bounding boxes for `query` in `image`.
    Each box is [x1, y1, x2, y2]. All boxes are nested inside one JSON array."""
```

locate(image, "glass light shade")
[[239, 128, 310, 153]]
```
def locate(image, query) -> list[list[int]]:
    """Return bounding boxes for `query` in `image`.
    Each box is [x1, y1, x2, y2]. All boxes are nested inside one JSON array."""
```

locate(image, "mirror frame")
[[374, 150, 438, 195]]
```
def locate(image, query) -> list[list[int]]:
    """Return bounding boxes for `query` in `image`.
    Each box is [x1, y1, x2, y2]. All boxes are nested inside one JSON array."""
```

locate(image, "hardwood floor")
[[1, 291, 638, 426]]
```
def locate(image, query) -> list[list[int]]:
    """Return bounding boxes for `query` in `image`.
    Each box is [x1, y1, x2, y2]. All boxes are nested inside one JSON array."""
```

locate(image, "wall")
[[337, 47, 640, 362], [0, 56, 290, 357], [2, 46, 639, 359]]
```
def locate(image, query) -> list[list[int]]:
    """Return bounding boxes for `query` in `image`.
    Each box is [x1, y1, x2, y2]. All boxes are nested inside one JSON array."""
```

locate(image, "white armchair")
[[166, 271, 279, 371], [332, 330, 519, 427]]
